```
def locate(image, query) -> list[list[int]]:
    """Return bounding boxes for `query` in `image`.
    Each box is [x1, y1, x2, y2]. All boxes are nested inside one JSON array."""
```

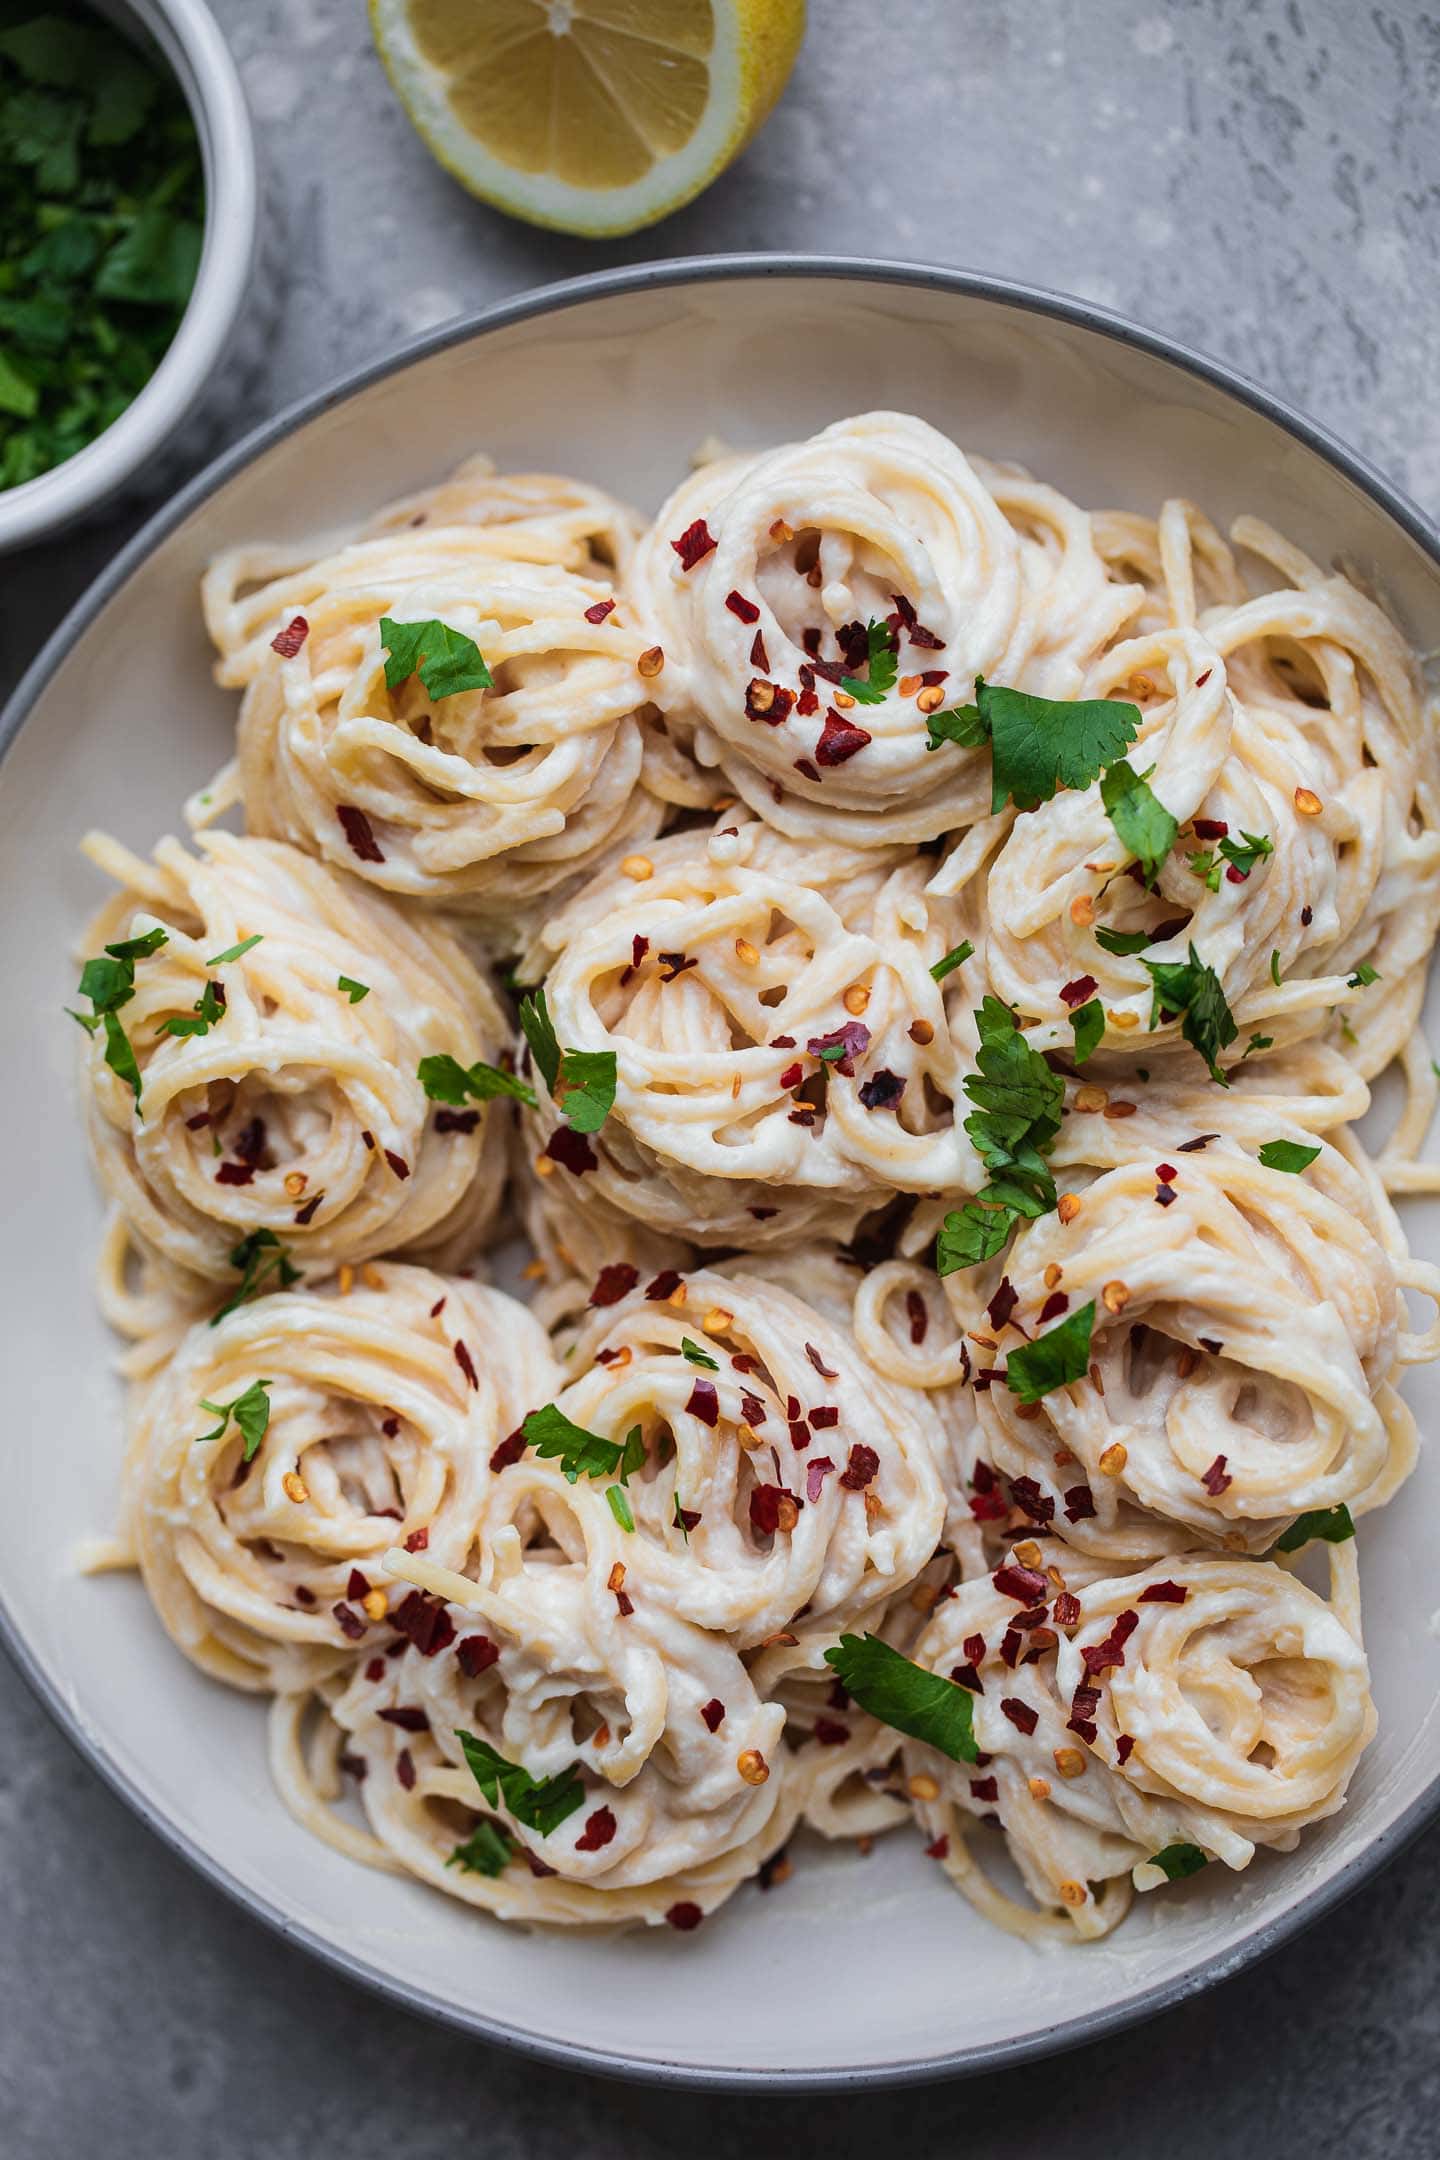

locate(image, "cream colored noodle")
[[72, 417, 1440, 1947]]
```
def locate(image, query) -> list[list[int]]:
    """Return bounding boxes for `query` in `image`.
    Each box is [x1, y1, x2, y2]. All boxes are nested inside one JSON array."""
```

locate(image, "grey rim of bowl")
[[3, 253, 1439, 2092], [0, 0, 257, 546]]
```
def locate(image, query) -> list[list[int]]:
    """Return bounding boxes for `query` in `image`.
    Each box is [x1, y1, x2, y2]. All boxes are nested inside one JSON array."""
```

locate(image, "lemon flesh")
[[371, 0, 806, 237]]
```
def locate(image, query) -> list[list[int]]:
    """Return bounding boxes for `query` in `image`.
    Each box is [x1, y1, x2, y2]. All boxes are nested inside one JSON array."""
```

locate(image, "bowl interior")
[[4, 266, 1439, 2084]]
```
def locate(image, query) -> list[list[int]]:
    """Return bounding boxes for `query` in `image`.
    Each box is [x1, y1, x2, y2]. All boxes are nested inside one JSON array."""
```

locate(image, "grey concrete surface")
[[3, 0, 1439, 2150]]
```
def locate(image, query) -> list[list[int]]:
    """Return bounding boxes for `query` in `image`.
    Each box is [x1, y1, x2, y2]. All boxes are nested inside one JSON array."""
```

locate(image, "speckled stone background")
[[3, 0, 1439, 2150]]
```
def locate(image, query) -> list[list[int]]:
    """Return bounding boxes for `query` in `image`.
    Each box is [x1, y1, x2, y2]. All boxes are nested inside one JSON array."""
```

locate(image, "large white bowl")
[[4, 259, 1439, 2088]]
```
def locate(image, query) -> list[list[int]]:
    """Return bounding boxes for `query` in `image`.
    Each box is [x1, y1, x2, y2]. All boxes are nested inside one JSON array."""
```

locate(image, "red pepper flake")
[[1009, 1477, 1055, 1526], [973, 1461, 997, 1493], [434, 1108, 480, 1135], [232, 1114, 266, 1166], [1199, 1336, 1223, 1354], [403, 1528, 429, 1553], [1053, 1592, 1081, 1628], [805, 1341, 838, 1380], [383, 1149, 410, 1181], [810, 1404, 839, 1431], [270, 614, 309, 657], [1201, 1453, 1231, 1495], [671, 520, 716, 571], [993, 1562, 1048, 1604], [919, 668, 949, 685], [657, 950, 698, 982], [457, 1634, 500, 1677], [816, 707, 873, 765], [1155, 1162, 1178, 1182], [1195, 669, 1212, 687], [725, 589, 760, 624], [1000, 1697, 1038, 1736], [1140, 1580, 1188, 1603], [687, 1378, 719, 1426], [631, 933, 650, 970], [748, 627, 770, 670], [1063, 1483, 1096, 1522], [740, 1389, 767, 1427], [390, 1589, 456, 1658], [970, 1490, 1008, 1523], [700, 1698, 725, 1733], [858, 1068, 905, 1111], [969, 1775, 999, 1802], [795, 685, 820, 718], [575, 1805, 617, 1852], [429, 1297, 447, 1319], [347, 1568, 370, 1601], [808, 1023, 871, 1077], [378, 1705, 428, 1733], [1192, 818, 1229, 840], [1082, 1609, 1139, 1677], [839, 1444, 879, 1490], [216, 1161, 254, 1186], [793, 757, 821, 783], [1039, 1291, 1069, 1324], [454, 1339, 478, 1389], [1060, 974, 1098, 1008], [749, 1483, 801, 1535], [645, 1269, 683, 1301], [524, 1852, 558, 1879], [332, 1601, 365, 1640], [1116, 1733, 1136, 1765], [364, 1657, 385, 1683], [779, 1060, 803, 1091], [396, 1748, 416, 1790], [544, 1126, 598, 1176], [925, 1836, 950, 1861], [905, 1289, 929, 1344], [185, 1111, 212, 1129], [590, 1262, 639, 1307], [665, 1901, 704, 1931], [1177, 1133, 1218, 1153], [809, 657, 847, 685], [805, 1455, 836, 1502], [382, 1416, 400, 1437], [951, 1662, 984, 1693], [489, 1430, 525, 1472], [788, 1416, 811, 1452], [1067, 1683, 1100, 1744], [676, 1505, 701, 1533], [583, 597, 616, 624], [1155, 1183, 1177, 1208], [1301, 904, 1313, 926], [337, 804, 385, 863], [986, 1278, 1018, 1331]]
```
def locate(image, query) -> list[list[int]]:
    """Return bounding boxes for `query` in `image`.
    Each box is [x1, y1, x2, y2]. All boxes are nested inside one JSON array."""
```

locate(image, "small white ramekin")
[[0, 0, 257, 551]]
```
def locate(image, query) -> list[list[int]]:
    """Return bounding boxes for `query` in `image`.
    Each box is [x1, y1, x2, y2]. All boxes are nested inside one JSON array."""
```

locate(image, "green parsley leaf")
[[337, 975, 370, 1003], [930, 940, 974, 983], [1070, 998, 1105, 1066], [1187, 848, 1222, 894], [194, 1377, 271, 1461], [673, 1493, 692, 1541], [211, 1229, 301, 1326], [455, 1729, 585, 1837], [680, 1337, 719, 1370], [1257, 1139, 1321, 1174], [206, 934, 262, 966], [822, 1634, 977, 1763], [95, 206, 201, 306], [925, 701, 991, 752], [962, 996, 1064, 1219], [69, 928, 169, 1110], [1218, 829, 1273, 880], [1270, 949, 1282, 987], [1243, 1033, 1273, 1058], [521, 1404, 628, 1484], [99, 1007, 142, 1106], [556, 1046, 618, 1135], [417, 1053, 536, 1110], [1274, 1503, 1355, 1553], [983, 677, 1142, 813], [618, 1426, 646, 1483], [1348, 962, 1380, 989], [1100, 760, 1177, 884], [156, 978, 226, 1040], [1142, 943, 1237, 1084], [1094, 926, 1155, 957], [379, 615, 492, 701], [446, 1818, 513, 1877], [935, 1200, 1020, 1276], [517, 987, 561, 1096], [1004, 1300, 1096, 1405], [1148, 1843, 1208, 1881], [606, 1485, 635, 1533], [838, 618, 899, 705]]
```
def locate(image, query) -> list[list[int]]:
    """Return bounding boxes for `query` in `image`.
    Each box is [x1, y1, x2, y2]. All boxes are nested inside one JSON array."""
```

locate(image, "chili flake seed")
[[1057, 1194, 1082, 1224], [909, 1017, 935, 1045], [734, 936, 759, 965], [620, 854, 653, 881], [737, 1749, 770, 1786], [1059, 1880, 1087, 1908], [701, 1305, 733, 1334], [1108, 1009, 1139, 1030], [768, 518, 793, 544], [362, 1589, 388, 1623], [1098, 1442, 1128, 1476], [907, 1772, 940, 1801], [1294, 786, 1323, 816], [843, 983, 871, 1015], [1074, 1084, 1108, 1113], [282, 1472, 308, 1504], [1069, 894, 1096, 927], [1101, 1280, 1130, 1315], [1028, 1776, 1052, 1800], [915, 684, 946, 715], [607, 1562, 626, 1594], [1043, 1263, 1063, 1289], [283, 1170, 307, 1198], [637, 646, 665, 678], [1053, 1747, 1087, 1779]]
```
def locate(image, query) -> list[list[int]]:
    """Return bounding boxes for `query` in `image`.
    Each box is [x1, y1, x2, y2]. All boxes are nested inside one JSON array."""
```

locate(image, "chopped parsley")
[[1187, 830, 1273, 892], [520, 1405, 644, 1486], [1257, 1139, 1320, 1175], [455, 1729, 585, 1837], [211, 1228, 300, 1325], [446, 1818, 513, 1877], [337, 975, 370, 1003], [823, 1634, 977, 1763], [67, 924, 168, 1109], [1094, 926, 1155, 958], [936, 1200, 1016, 1274], [1270, 949, 1282, 987], [155, 977, 225, 1040], [1142, 943, 1237, 1083], [838, 618, 898, 704], [930, 940, 974, 984], [518, 986, 617, 1135], [938, 998, 1065, 1274], [1348, 962, 1380, 989], [679, 1337, 719, 1370], [1004, 1300, 1096, 1404], [926, 676, 1142, 814], [417, 1052, 536, 1110], [1100, 760, 1177, 884], [1274, 1503, 1355, 1552], [605, 1485, 635, 1533], [194, 1377, 271, 1461], [206, 934, 262, 966], [1070, 998, 1105, 1066], [379, 615, 492, 700], [0, 12, 203, 489], [1147, 1842, 1208, 1881]]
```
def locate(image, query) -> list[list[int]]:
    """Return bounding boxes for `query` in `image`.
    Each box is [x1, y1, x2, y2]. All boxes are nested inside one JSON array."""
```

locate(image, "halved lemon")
[[369, 0, 806, 238]]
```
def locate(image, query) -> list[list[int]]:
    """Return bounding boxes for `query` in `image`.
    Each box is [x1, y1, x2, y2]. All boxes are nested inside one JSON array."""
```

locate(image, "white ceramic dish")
[[4, 259, 1440, 2089], [0, 0, 258, 550]]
